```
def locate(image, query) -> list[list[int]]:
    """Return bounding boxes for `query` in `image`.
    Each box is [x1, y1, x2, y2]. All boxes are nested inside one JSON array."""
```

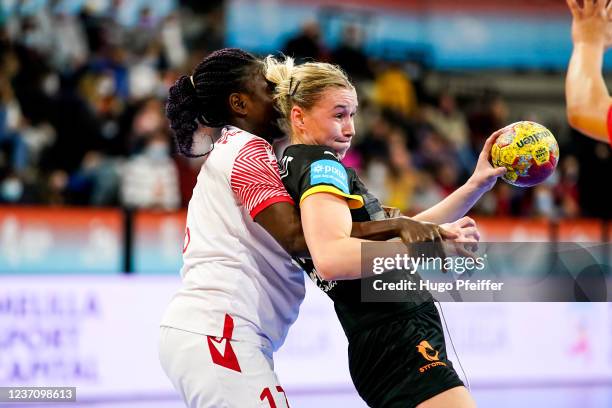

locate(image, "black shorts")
[[348, 302, 464, 408]]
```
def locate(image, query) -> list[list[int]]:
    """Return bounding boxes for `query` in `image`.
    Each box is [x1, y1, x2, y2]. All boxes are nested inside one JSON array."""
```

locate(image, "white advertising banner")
[[1, 276, 610, 400]]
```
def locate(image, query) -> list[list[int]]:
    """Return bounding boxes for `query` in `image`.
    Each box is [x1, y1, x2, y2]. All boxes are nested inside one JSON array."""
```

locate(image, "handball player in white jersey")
[[159, 48, 449, 408]]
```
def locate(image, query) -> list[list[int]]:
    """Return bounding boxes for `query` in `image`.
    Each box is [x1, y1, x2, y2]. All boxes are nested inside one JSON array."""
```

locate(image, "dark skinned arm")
[[255, 202, 451, 258]]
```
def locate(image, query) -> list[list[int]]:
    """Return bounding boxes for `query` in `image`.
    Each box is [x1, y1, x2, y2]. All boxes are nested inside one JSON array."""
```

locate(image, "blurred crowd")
[[0, 1, 601, 218]]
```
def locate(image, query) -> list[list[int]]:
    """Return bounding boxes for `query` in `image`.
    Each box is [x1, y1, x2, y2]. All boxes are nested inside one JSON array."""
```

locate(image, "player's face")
[[244, 70, 284, 141], [300, 87, 357, 159]]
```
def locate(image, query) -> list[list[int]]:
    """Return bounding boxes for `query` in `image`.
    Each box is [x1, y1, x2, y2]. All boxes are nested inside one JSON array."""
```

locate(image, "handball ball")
[[490, 121, 559, 187]]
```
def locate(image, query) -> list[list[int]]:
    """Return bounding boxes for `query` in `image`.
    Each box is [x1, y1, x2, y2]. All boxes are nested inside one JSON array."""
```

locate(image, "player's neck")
[[231, 119, 269, 142]]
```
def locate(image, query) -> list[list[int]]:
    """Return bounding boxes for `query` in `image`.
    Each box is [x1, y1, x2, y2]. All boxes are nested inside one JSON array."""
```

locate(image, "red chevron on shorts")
[[207, 314, 241, 372]]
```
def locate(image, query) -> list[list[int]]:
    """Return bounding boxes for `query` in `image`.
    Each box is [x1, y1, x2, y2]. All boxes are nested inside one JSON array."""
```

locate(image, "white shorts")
[[159, 325, 290, 408]]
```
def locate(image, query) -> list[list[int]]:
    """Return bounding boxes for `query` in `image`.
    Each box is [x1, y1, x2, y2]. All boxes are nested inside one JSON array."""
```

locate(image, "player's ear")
[[229, 92, 248, 116], [290, 106, 306, 132]]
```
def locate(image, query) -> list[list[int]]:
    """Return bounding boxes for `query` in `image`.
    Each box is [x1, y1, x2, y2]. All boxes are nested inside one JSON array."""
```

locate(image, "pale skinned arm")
[[566, 0, 612, 143], [300, 192, 376, 281], [300, 192, 457, 281], [300, 193, 488, 281]]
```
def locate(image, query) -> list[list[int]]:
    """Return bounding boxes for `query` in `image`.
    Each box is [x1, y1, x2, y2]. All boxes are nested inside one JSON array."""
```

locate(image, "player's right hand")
[[467, 128, 508, 194], [567, 0, 612, 48]]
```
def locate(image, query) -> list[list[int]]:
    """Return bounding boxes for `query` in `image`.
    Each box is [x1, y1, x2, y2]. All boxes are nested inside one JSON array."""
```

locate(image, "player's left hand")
[[467, 128, 508, 193], [440, 216, 480, 258], [440, 216, 480, 243]]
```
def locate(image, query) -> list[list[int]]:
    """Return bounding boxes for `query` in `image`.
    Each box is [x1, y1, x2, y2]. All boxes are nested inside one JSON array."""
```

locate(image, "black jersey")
[[280, 144, 432, 339]]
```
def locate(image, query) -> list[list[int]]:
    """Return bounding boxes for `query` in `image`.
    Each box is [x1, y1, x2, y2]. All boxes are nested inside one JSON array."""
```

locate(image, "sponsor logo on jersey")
[[310, 160, 349, 193]]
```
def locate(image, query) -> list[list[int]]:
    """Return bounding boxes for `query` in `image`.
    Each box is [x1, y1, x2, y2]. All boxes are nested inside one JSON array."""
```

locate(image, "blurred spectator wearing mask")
[[283, 20, 327, 63], [120, 130, 180, 210]]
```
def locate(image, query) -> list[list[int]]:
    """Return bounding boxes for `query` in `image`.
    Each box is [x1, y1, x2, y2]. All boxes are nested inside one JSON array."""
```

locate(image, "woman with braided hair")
[[159, 48, 451, 408]]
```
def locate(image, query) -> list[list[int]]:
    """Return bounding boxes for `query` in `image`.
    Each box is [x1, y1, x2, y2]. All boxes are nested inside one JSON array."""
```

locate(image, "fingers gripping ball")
[[490, 121, 559, 187]]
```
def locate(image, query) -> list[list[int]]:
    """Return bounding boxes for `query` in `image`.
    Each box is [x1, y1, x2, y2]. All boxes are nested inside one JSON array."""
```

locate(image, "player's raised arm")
[[565, 0, 612, 143]]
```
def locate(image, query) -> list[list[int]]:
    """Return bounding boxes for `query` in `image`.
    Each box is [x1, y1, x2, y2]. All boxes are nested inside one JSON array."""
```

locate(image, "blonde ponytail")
[[263, 55, 354, 137], [263, 55, 296, 132]]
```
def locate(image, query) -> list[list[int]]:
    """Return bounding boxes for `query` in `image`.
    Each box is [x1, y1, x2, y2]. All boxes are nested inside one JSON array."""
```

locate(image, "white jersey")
[[161, 126, 305, 351]]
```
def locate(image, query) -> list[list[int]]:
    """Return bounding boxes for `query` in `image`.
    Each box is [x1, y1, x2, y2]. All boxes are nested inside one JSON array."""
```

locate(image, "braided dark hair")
[[165, 48, 261, 157]]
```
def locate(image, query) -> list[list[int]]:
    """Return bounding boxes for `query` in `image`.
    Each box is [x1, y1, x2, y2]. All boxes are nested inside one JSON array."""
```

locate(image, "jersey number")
[[260, 386, 289, 408]]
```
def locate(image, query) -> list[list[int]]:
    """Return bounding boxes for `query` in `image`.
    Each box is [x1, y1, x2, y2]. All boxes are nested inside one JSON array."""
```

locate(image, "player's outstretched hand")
[[468, 128, 508, 193], [568, 0, 612, 48]]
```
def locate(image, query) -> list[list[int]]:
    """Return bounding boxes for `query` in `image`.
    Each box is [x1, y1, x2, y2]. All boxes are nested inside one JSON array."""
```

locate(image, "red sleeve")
[[231, 138, 294, 219], [607, 104, 612, 146]]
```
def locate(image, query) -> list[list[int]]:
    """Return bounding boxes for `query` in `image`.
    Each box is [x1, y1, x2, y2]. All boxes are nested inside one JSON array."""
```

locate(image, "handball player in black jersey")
[[264, 56, 508, 408], [162, 48, 453, 408]]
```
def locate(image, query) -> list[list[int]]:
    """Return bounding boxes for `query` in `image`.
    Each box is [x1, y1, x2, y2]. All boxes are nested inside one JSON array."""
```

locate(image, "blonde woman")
[[265, 56, 507, 408]]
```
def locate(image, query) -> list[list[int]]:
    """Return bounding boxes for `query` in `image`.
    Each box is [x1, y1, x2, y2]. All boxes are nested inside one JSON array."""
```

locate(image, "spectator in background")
[[355, 111, 393, 165], [44, 170, 70, 205], [554, 155, 580, 217], [160, 12, 187, 69], [129, 97, 166, 152], [331, 25, 372, 81], [120, 130, 180, 210], [69, 151, 121, 206], [434, 161, 461, 197], [283, 20, 326, 63], [0, 51, 28, 174], [52, 11, 89, 71], [413, 126, 455, 170], [372, 62, 417, 117], [409, 173, 445, 215], [422, 91, 473, 172], [468, 91, 509, 152], [17, 14, 54, 58], [384, 129, 417, 212]]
